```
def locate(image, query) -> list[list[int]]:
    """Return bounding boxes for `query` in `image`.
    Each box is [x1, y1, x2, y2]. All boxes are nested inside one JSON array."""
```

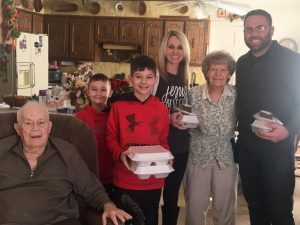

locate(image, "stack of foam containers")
[[128, 145, 174, 179]]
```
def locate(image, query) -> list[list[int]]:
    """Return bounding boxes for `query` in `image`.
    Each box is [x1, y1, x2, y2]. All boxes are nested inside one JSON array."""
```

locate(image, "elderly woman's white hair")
[[202, 51, 236, 77]]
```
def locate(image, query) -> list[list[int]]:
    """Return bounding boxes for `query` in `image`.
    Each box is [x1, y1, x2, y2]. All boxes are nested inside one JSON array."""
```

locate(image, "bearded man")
[[236, 9, 300, 225]]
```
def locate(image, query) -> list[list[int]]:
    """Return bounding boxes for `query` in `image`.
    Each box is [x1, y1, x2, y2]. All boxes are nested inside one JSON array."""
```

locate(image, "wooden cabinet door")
[[95, 18, 119, 42], [18, 10, 32, 32], [32, 14, 44, 34], [164, 21, 184, 34], [44, 16, 69, 60], [185, 20, 209, 66], [120, 20, 144, 44], [144, 20, 164, 63], [69, 18, 94, 61]]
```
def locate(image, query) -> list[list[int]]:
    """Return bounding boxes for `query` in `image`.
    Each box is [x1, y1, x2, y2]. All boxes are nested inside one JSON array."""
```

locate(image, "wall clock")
[[279, 38, 298, 52]]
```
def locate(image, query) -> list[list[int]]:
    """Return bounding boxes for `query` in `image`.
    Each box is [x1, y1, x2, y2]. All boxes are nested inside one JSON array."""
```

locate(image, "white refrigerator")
[[16, 32, 48, 97]]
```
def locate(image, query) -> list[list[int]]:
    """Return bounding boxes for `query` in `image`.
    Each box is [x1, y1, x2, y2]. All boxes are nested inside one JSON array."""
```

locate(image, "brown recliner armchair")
[[0, 111, 101, 225]]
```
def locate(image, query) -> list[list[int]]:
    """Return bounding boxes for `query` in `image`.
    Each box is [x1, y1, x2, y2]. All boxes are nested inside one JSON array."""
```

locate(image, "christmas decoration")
[[2, 0, 21, 42]]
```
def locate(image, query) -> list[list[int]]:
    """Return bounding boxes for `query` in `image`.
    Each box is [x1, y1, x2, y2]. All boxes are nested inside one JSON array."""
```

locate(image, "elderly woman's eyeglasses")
[[244, 25, 269, 34]]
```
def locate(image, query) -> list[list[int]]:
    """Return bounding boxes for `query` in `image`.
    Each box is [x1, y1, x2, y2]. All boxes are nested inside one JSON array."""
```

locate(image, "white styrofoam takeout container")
[[253, 111, 283, 125], [132, 164, 174, 179], [127, 145, 174, 179], [251, 119, 272, 132], [128, 145, 173, 167], [181, 115, 199, 129], [175, 107, 199, 129]]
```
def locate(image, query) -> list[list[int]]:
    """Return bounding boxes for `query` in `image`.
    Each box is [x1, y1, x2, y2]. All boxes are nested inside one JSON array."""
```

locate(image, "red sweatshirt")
[[107, 94, 170, 190], [76, 105, 114, 184]]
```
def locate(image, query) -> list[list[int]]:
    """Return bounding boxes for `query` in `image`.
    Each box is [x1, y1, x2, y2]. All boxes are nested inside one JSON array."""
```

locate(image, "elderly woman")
[[183, 51, 238, 225]]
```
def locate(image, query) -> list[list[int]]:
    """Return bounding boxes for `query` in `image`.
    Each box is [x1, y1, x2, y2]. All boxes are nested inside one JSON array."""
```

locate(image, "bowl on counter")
[[3, 95, 30, 108]]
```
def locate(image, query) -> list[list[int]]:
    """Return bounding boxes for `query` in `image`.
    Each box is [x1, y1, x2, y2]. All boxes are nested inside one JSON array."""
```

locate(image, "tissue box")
[[181, 115, 199, 129], [127, 145, 174, 179], [56, 107, 76, 114]]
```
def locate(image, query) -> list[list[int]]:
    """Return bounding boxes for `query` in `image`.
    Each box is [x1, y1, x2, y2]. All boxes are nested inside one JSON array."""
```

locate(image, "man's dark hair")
[[244, 9, 272, 26], [130, 55, 156, 76]]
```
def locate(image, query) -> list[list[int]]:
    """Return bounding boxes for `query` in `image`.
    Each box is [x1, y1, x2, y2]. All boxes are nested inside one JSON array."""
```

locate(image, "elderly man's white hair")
[[17, 101, 50, 123]]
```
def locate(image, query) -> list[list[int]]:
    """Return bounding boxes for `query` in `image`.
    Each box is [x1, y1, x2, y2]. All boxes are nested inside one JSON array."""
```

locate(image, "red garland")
[[2, 0, 20, 41]]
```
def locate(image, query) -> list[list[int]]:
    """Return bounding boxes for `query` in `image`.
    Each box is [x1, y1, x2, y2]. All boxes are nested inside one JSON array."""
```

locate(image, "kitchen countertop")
[[0, 102, 75, 115]]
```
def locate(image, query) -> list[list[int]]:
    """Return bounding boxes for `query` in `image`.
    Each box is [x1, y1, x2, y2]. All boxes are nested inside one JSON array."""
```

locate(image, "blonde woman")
[[154, 30, 190, 225]]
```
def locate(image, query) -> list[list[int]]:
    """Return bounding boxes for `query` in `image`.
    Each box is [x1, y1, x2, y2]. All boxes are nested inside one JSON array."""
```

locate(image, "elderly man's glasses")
[[21, 120, 48, 129], [244, 25, 269, 34]]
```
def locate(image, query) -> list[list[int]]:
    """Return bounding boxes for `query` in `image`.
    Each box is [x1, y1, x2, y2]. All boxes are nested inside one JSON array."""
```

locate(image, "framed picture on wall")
[[217, 8, 226, 18]]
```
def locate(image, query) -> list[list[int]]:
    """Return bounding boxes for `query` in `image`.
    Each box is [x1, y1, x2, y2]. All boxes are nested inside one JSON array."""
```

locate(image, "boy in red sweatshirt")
[[76, 73, 114, 195], [107, 56, 170, 225]]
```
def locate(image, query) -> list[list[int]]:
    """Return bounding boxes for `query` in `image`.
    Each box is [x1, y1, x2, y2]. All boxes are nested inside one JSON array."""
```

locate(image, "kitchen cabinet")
[[43, 15, 209, 65], [164, 21, 184, 33], [95, 18, 119, 43], [120, 20, 144, 44], [32, 14, 44, 34], [18, 10, 32, 32], [69, 18, 94, 60], [44, 16, 69, 60], [17, 10, 43, 34], [144, 20, 164, 63], [45, 16, 94, 61], [95, 19, 144, 44], [185, 20, 209, 66]]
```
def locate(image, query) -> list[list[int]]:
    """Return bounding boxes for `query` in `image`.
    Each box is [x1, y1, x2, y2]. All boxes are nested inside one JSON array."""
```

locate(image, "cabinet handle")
[[128, 27, 133, 37], [192, 38, 195, 48], [79, 35, 83, 43], [54, 34, 60, 41], [150, 36, 155, 47], [103, 26, 108, 36]]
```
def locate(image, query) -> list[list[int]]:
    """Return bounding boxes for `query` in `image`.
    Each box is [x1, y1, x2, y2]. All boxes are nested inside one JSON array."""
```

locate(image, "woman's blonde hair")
[[158, 30, 190, 85]]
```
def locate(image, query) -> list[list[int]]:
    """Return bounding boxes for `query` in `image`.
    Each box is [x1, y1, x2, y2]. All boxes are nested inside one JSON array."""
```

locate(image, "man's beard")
[[245, 32, 272, 55]]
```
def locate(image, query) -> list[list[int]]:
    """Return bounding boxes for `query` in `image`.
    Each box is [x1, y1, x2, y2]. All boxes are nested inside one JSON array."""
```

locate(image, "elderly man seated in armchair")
[[0, 101, 132, 225]]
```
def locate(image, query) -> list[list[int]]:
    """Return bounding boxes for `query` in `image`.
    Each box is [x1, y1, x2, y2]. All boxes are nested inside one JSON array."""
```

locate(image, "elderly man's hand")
[[102, 202, 132, 225], [256, 122, 289, 143]]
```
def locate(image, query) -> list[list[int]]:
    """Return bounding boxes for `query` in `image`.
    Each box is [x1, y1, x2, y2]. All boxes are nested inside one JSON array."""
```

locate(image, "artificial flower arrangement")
[[109, 73, 133, 103], [2, 0, 20, 41], [63, 63, 93, 110]]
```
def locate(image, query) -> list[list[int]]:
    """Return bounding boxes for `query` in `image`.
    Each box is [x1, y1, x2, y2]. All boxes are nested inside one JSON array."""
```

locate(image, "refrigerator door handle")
[[30, 62, 35, 88], [17, 62, 31, 89]]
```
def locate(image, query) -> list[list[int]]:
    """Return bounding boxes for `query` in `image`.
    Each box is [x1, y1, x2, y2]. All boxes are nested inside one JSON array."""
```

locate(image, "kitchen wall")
[[209, 2, 300, 53], [209, 1, 300, 84], [15, 0, 300, 85]]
